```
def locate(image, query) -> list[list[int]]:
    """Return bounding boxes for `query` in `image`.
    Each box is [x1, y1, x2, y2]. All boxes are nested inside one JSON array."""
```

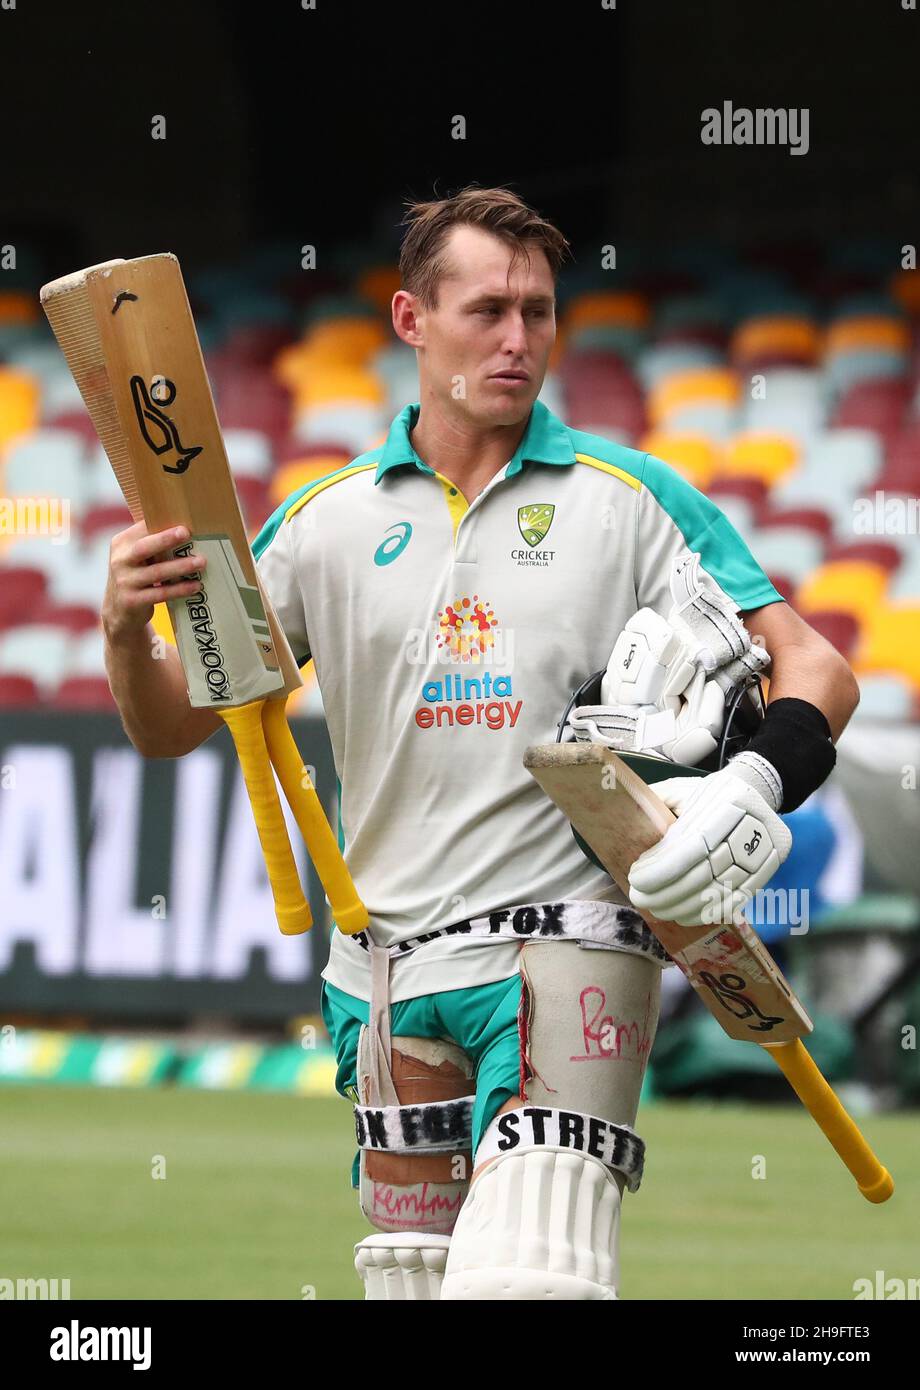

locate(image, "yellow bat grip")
[[218, 701, 312, 937], [261, 697, 369, 936], [767, 1039, 893, 1203]]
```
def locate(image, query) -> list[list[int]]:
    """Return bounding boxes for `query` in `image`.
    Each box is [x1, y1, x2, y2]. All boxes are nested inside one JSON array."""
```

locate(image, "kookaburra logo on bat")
[[129, 374, 203, 474]]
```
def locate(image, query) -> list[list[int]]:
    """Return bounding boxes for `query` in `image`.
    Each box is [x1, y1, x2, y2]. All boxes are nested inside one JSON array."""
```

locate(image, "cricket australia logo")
[[517, 502, 554, 546], [512, 502, 556, 568], [130, 374, 203, 475]]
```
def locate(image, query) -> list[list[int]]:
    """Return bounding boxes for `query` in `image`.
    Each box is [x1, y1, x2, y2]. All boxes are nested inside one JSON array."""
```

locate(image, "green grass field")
[[1, 1085, 916, 1300]]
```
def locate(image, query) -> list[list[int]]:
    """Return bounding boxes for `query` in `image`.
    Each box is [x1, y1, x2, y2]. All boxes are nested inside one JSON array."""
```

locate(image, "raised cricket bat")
[[41, 254, 367, 939], [524, 741, 893, 1202]]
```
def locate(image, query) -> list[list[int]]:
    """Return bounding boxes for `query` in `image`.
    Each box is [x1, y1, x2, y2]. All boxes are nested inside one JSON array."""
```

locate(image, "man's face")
[[410, 224, 556, 425]]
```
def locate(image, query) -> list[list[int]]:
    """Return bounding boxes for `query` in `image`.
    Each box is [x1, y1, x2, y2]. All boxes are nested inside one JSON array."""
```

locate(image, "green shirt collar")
[[374, 399, 577, 484]]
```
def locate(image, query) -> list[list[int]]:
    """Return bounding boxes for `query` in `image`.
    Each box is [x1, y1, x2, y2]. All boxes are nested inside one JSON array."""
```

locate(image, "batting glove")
[[627, 765, 792, 927]]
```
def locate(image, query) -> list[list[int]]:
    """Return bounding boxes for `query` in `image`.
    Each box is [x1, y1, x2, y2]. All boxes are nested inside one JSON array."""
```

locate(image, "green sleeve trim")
[[639, 453, 784, 611]]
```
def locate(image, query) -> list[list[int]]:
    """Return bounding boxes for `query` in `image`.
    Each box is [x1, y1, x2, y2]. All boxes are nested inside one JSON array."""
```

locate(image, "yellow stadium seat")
[[722, 433, 799, 484], [0, 291, 39, 325], [796, 561, 890, 624], [825, 316, 910, 354], [0, 369, 40, 448], [853, 604, 920, 687], [565, 291, 651, 330], [292, 366, 386, 411], [356, 266, 401, 314], [732, 317, 820, 363], [649, 368, 738, 427], [637, 432, 720, 487], [889, 268, 920, 316], [269, 457, 349, 507], [302, 318, 387, 363], [273, 319, 387, 390]]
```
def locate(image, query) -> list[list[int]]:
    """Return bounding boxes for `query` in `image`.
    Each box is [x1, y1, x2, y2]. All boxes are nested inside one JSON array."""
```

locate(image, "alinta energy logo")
[[512, 502, 556, 567], [415, 594, 521, 731]]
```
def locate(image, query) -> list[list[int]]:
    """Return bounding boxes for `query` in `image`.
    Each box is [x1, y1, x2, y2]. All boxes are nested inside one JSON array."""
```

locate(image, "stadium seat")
[[0, 673, 41, 707], [825, 348, 909, 400], [30, 601, 100, 635], [268, 458, 345, 507], [68, 628, 108, 677], [639, 433, 719, 488], [635, 342, 724, 389], [2, 430, 88, 515], [854, 604, 920, 686], [852, 674, 916, 720], [823, 540, 902, 573], [890, 549, 920, 601], [8, 343, 84, 417], [0, 365, 42, 441], [371, 343, 422, 411], [746, 527, 825, 584], [740, 367, 824, 440], [707, 477, 768, 531], [0, 566, 48, 629], [0, 625, 73, 694], [235, 476, 271, 531], [803, 429, 884, 492], [291, 402, 386, 454], [721, 433, 799, 485], [223, 428, 274, 481], [732, 315, 821, 368], [50, 676, 116, 710], [758, 506, 834, 540], [803, 609, 861, 658], [825, 316, 910, 355], [835, 379, 911, 430], [81, 505, 134, 543], [765, 572, 796, 602], [3, 536, 73, 593], [83, 444, 135, 508], [797, 560, 890, 623], [355, 265, 401, 315], [649, 367, 739, 428], [48, 536, 112, 607], [565, 291, 651, 332]]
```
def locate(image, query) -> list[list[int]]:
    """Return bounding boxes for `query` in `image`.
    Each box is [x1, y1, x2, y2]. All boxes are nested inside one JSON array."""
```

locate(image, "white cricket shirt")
[[253, 400, 782, 1001]]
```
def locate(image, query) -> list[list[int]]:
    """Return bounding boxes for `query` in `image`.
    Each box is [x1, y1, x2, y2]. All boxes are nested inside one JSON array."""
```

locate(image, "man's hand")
[[101, 520, 207, 641], [626, 767, 792, 927]]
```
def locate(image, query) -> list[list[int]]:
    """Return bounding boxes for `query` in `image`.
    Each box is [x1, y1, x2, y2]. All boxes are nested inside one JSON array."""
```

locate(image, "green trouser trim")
[[320, 974, 523, 1187]]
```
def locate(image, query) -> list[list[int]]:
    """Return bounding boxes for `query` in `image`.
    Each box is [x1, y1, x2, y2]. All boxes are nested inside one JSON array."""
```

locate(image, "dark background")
[[2, 0, 918, 280]]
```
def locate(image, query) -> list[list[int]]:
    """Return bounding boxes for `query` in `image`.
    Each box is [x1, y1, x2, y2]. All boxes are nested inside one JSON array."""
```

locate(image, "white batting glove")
[[627, 766, 792, 927]]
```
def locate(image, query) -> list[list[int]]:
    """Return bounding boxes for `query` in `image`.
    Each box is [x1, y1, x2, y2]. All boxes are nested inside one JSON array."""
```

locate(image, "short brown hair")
[[399, 185, 571, 309]]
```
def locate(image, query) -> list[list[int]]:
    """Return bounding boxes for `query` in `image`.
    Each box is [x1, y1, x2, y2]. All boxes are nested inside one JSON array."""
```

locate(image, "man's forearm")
[[103, 619, 219, 758], [764, 639, 860, 743]]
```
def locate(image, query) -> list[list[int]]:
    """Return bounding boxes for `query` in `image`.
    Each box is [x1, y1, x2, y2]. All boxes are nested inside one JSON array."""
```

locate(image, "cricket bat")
[[41, 254, 368, 939], [524, 741, 893, 1202]]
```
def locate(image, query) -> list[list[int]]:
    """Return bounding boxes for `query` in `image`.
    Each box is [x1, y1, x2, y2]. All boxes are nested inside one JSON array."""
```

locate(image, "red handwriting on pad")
[[570, 986, 654, 1062]]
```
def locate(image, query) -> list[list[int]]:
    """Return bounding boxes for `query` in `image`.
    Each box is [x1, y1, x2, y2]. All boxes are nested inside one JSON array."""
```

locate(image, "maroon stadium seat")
[[803, 609, 861, 657], [766, 573, 796, 602], [708, 476, 769, 520], [0, 674, 41, 706], [823, 540, 902, 572], [235, 476, 271, 529], [30, 601, 101, 634], [0, 566, 48, 629], [758, 506, 835, 540], [50, 676, 116, 710], [81, 504, 134, 542]]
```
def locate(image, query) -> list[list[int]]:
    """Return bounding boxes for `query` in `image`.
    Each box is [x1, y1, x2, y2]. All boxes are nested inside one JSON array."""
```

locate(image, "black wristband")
[[744, 697, 836, 813]]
